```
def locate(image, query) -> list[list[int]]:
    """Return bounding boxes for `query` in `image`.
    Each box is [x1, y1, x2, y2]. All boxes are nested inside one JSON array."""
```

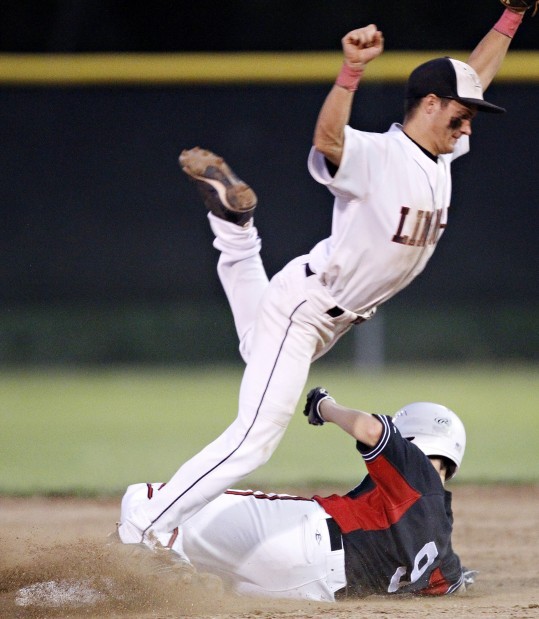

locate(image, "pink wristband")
[[335, 62, 364, 92], [493, 8, 523, 38]]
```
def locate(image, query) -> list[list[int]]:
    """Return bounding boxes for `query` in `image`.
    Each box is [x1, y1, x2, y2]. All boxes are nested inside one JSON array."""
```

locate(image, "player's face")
[[432, 98, 477, 155]]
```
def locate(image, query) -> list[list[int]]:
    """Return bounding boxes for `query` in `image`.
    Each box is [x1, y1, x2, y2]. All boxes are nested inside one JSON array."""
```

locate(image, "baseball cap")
[[406, 57, 506, 114]]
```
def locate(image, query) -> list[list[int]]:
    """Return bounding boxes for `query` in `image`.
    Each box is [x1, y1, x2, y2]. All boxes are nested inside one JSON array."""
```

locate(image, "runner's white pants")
[[121, 483, 346, 601], [120, 214, 357, 543]]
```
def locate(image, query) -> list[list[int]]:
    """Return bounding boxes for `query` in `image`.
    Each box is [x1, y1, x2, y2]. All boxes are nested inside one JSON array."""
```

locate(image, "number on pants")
[[387, 541, 438, 592]]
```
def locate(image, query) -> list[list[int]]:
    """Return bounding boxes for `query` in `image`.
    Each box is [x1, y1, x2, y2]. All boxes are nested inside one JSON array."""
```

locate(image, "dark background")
[[1, 0, 538, 52], [1, 1, 537, 364]]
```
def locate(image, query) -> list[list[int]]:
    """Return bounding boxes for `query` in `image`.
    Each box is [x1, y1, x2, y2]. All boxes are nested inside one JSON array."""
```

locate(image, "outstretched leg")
[[117, 150, 352, 559], [180, 147, 269, 361]]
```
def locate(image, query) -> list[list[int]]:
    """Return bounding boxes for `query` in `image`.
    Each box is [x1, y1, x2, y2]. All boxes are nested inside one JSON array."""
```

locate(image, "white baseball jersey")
[[308, 123, 469, 313]]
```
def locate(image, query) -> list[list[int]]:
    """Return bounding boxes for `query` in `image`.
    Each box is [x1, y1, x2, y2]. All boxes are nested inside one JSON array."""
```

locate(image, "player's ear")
[[424, 94, 439, 113]]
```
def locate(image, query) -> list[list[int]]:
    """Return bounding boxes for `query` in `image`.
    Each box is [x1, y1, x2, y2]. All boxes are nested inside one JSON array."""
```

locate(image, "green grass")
[[1, 364, 537, 495]]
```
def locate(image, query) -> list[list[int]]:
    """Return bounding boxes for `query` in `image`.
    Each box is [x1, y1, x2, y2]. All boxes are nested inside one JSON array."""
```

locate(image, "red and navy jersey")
[[314, 415, 464, 597]]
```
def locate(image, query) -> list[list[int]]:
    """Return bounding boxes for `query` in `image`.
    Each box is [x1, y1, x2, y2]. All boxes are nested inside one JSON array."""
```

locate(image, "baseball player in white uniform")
[[117, 6, 528, 564]]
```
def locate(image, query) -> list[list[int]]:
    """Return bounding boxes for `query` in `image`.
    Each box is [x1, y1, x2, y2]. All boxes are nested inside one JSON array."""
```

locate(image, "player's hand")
[[341, 25, 384, 70], [303, 387, 335, 426]]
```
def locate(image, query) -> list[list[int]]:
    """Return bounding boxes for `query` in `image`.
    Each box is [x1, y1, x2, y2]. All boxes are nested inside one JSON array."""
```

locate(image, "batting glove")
[[303, 387, 335, 426]]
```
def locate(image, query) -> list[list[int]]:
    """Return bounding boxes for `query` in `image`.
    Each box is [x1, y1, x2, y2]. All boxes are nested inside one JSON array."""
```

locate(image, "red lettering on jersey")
[[428, 209, 444, 245], [407, 210, 425, 246], [392, 206, 410, 244], [392, 207, 444, 247], [418, 211, 433, 247]]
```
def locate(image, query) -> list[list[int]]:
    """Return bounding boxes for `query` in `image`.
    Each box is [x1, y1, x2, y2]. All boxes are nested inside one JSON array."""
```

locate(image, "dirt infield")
[[1, 485, 538, 619]]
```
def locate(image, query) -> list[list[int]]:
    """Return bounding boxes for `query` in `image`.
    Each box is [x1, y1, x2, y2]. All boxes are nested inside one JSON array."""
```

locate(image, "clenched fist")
[[342, 24, 384, 70]]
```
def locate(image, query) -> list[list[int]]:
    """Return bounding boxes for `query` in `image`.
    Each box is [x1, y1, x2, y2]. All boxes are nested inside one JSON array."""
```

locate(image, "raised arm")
[[468, 5, 530, 90], [313, 25, 384, 167], [303, 387, 383, 447]]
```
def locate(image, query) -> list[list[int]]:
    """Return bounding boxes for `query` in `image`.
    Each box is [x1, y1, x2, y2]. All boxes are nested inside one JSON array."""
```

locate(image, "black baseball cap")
[[406, 57, 506, 114]]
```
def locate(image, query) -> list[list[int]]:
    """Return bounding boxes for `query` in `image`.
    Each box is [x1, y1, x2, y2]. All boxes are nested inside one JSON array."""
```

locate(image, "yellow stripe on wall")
[[1, 51, 538, 85]]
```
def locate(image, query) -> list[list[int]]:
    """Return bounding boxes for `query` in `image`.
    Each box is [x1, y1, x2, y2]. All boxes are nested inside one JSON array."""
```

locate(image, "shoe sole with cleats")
[[179, 147, 257, 225]]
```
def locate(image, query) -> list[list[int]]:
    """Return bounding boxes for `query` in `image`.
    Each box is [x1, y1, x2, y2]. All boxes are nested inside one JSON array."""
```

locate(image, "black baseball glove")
[[303, 387, 335, 426], [500, 0, 538, 16]]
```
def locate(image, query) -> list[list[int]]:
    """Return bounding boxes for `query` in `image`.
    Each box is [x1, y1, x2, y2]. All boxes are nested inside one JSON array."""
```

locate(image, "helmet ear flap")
[[427, 454, 457, 480], [442, 457, 457, 480], [394, 403, 466, 480]]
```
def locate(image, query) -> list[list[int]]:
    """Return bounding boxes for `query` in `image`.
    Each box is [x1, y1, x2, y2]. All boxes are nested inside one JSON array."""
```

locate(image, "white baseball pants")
[[121, 482, 346, 601], [120, 214, 356, 544]]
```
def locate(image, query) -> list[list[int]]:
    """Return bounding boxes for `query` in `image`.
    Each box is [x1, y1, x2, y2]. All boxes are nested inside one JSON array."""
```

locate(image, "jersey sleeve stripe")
[[362, 414, 392, 462]]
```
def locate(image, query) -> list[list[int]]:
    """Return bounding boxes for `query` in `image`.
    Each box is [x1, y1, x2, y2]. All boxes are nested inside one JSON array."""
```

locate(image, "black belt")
[[326, 517, 343, 551], [305, 263, 345, 317], [305, 264, 364, 323], [305, 263, 316, 278]]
